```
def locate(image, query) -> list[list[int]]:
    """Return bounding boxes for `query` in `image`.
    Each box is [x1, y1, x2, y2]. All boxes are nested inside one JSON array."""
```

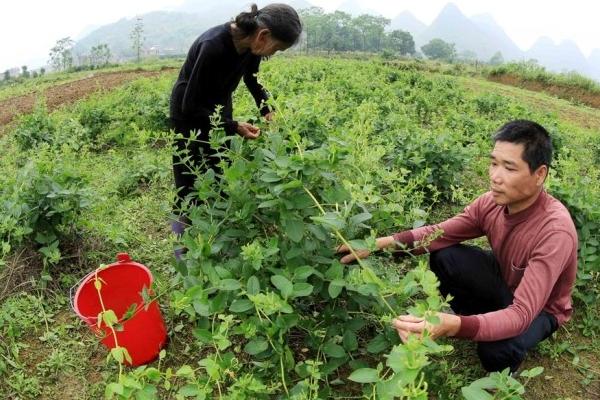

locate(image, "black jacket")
[[170, 23, 271, 135]]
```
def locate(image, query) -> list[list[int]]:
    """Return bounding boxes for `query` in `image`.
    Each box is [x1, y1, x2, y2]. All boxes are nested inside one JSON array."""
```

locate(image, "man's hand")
[[264, 112, 275, 122], [237, 122, 260, 139], [392, 312, 461, 343], [336, 236, 396, 264]]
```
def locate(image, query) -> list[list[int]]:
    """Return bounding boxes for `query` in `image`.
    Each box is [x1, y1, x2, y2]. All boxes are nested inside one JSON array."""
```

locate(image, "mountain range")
[[73, 1, 600, 81]]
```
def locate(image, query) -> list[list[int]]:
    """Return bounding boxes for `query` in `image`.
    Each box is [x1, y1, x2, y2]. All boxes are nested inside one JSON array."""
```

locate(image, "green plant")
[[462, 367, 544, 399], [0, 148, 92, 264], [163, 100, 454, 397], [13, 103, 57, 150]]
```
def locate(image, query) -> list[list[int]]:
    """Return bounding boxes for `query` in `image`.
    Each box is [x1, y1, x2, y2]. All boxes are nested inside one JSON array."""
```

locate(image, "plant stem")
[[303, 186, 397, 315], [94, 268, 124, 378]]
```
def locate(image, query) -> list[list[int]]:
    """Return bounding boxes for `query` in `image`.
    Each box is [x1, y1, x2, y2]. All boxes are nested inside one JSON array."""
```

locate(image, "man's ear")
[[535, 165, 548, 185]]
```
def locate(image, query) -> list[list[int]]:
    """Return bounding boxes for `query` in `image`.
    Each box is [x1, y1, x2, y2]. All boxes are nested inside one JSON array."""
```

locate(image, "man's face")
[[489, 141, 547, 212]]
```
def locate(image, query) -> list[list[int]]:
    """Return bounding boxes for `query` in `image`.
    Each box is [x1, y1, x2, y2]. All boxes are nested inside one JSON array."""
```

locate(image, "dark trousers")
[[171, 118, 223, 210], [429, 244, 558, 372]]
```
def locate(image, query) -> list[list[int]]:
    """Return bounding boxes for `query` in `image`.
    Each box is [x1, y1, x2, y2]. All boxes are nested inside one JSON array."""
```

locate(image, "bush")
[[0, 148, 92, 261], [13, 104, 56, 151]]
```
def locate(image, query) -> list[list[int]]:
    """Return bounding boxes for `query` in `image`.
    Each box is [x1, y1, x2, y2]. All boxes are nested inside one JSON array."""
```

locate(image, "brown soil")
[[488, 74, 600, 110], [0, 67, 176, 127], [0, 247, 43, 302], [523, 343, 600, 399]]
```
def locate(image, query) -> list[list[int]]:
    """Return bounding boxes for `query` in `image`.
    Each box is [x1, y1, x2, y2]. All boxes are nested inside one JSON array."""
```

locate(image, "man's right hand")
[[337, 236, 396, 264], [237, 122, 260, 139]]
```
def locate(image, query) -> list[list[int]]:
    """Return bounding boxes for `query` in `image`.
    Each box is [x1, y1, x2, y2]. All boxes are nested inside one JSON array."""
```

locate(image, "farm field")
[[0, 56, 599, 399]]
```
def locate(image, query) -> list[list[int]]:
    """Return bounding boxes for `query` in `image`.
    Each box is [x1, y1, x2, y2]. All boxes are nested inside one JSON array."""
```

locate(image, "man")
[[338, 120, 578, 372]]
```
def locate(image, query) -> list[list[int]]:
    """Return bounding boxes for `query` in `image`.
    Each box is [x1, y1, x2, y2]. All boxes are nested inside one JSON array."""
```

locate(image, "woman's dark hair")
[[234, 3, 302, 46], [493, 120, 553, 172]]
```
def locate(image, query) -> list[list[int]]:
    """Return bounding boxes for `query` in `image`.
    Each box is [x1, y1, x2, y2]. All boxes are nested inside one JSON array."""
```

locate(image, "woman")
[[170, 3, 302, 236]]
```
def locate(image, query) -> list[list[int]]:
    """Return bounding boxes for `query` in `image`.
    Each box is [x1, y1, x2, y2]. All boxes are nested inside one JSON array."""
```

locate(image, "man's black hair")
[[493, 120, 553, 172]]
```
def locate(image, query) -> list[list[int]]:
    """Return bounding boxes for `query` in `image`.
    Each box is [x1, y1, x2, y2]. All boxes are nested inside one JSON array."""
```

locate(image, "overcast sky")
[[2, 0, 599, 71]]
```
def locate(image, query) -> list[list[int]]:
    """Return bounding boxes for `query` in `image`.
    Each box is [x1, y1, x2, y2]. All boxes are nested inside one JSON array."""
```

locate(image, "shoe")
[[171, 216, 189, 261]]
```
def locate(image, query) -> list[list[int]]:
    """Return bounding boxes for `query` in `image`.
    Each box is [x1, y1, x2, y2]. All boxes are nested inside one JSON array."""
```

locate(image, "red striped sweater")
[[393, 190, 578, 341]]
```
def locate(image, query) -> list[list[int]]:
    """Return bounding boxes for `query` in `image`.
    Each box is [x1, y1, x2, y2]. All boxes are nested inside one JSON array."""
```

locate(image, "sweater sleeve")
[[243, 57, 272, 116], [181, 42, 238, 135], [392, 195, 486, 253], [456, 229, 575, 341]]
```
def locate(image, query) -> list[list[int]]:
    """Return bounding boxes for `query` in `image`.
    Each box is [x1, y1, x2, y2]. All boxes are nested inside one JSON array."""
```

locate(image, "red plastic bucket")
[[72, 253, 167, 366]]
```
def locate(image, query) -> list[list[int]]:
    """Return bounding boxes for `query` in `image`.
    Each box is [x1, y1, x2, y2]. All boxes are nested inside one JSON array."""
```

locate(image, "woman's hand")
[[237, 122, 260, 139], [264, 112, 275, 122], [336, 236, 396, 264]]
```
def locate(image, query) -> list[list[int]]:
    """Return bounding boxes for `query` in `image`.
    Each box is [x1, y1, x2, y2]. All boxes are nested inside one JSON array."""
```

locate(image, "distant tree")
[[354, 14, 390, 51], [489, 51, 504, 65], [21, 65, 30, 78], [40, 67, 46, 76], [130, 17, 145, 63], [49, 37, 75, 71], [457, 50, 478, 63], [32, 71, 39, 78], [421, 38, 456, 62], [4, 70, 10, 81], [298, 7, 325, 53], [90, 43, 111, 67], [387, 30, 415, 55]]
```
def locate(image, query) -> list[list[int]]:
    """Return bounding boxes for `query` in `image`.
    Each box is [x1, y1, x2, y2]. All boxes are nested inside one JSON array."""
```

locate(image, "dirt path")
[[0, 67, 176, 126], [488, 74, 600, 110]]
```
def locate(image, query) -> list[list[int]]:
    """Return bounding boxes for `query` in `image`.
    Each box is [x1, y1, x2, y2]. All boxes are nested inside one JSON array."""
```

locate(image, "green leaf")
[[323, 341, 346, 358], [520, 366, 544, 378], [328, 279, 345, 299], [102, 309, 119, 327], [258, 199, 280, 209], [348, 368, 379, 383], [247, 275, 260, 295], [343, 331, 358, 351], [122, 347, 133, 364], [217, 279, 241, 291], [144, 367, 161, 382], [461, 385, 494, 400], [325, 262, 344, 280], [193, 328, 212, 343], [292, 283, 314, 297], [367, 334, 389, 354], [293, 266, 316, 281], [121, 375, 142, 389], [122, 303, 138, 320], [271, 275, 293, 299], [229, 299, 254, 313], [178, 384, 199, 397], [110, 347, 125, 364], [312, 212, 346, 231], [284, 217, 304, 243], [260, 172, 281, 182], [136, 384, 158, 400], [244, 338, 269, 355], [349, 212, 372, 226], [274, 179, 303, 195], [176, 365, 195, 378], [105, 382, 124, 396]]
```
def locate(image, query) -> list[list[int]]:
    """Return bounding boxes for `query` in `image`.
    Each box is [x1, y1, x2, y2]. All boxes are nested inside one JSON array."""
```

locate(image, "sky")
[[1, 0, 599, 71]]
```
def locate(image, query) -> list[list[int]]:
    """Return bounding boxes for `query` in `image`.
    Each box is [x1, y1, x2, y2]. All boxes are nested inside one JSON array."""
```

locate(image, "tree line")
[[297, 7, 506, 65], [299, 7, 415, 55]]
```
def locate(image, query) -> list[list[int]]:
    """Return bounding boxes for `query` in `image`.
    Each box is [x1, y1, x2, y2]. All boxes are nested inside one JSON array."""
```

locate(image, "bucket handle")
[[69, 270, 95, 319]]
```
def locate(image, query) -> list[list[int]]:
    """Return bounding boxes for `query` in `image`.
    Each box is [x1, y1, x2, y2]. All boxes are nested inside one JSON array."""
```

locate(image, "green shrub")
[[0, 148, 92, 261], [13, 104, 56, 151]]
